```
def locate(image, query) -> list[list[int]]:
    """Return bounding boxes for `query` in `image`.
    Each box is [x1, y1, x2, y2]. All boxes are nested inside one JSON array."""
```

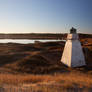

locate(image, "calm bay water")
[[0, 39, 65, 44]]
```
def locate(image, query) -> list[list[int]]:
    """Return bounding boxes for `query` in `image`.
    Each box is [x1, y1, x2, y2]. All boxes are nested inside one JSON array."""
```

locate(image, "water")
[[0, 39, 65, 44]]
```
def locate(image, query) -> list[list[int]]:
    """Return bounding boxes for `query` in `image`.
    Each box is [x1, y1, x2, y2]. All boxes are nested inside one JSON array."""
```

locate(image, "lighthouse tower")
[[61, 28, 86, 67]]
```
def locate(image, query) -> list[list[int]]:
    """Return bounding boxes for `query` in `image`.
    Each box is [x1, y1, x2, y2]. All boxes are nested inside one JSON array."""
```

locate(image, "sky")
[[0, 0, 92, 34]]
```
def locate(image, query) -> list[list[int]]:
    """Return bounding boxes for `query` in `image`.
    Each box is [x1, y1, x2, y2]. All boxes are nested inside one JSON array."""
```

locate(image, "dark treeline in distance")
[[0, 33, 91, 40]]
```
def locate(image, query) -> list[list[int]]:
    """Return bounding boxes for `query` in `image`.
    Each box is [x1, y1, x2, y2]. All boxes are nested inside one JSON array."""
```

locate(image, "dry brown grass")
[[0, 35, 91, 91], [0, 72, 92, 88]]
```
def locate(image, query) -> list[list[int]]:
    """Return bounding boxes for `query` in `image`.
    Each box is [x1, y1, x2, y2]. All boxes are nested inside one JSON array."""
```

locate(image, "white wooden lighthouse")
[[61, 28, 86, 67]]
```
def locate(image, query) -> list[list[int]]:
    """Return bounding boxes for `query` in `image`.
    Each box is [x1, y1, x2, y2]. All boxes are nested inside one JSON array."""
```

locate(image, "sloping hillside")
[[0, 34, 91, 74]]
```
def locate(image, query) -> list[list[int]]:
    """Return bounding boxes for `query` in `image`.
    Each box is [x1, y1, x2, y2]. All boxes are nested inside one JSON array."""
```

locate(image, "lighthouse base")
[[61, 40, 86, 67]]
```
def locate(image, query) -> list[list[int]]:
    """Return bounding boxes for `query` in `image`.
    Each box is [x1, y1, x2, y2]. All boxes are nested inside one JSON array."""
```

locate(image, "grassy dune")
[[0, 34, 91, 91]]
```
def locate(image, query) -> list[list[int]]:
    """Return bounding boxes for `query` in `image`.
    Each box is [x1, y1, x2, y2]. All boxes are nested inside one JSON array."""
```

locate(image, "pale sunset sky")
[[0, 0, 92, 33]]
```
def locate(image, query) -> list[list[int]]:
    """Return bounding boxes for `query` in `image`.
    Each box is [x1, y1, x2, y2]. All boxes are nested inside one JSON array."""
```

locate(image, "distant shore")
[[0, 33, 91, 39]]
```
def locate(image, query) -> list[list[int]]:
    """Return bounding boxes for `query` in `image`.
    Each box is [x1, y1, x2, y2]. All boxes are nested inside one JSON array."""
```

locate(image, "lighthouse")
[[61, 28, 86, 67]]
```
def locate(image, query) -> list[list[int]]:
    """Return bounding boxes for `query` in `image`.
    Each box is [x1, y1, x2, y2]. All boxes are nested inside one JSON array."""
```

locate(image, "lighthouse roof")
[[70, 27, 77, 34]]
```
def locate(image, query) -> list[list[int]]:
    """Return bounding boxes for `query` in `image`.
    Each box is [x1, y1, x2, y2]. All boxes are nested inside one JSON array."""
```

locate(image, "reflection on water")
[[0, 39, 65, 44]]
